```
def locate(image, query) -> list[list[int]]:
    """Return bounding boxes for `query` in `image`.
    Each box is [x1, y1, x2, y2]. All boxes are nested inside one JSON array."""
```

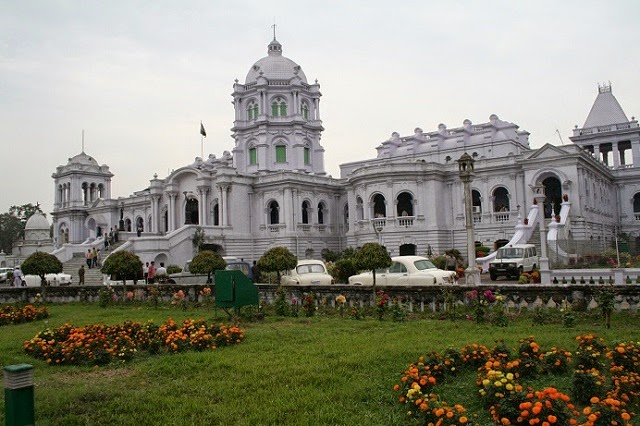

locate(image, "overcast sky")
[[1, 1, 639, 216]]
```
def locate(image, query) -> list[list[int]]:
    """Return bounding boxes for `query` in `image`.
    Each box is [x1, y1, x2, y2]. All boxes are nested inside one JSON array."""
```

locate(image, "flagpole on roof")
[[200, 121, 207, 159]]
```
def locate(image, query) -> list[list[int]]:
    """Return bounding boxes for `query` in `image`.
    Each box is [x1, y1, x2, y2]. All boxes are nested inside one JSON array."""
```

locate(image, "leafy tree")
[[189, 250, 226, 283], [20, 252, 63, 286], [101, 251, 143, 285], [257, 246, 297, 283], [192, 227, 205, 251], [331, 247, 359, 283], [353, 243, 392, 297], [321, 248, 339, 263], [0, 203, 44, 253]]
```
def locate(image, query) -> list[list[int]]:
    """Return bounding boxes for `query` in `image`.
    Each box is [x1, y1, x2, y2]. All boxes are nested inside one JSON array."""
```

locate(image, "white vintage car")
[[348, 256, 457, 286], [23, 273, 73, 287], [281, 260, 334, 286]]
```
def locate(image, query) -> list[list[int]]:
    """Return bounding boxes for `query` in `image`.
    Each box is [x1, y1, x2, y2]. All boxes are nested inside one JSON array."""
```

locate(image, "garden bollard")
[[4, 364, 35, 426]]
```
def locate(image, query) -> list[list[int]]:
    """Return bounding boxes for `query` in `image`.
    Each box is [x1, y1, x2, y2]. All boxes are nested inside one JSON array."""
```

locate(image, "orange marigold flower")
[[547, 415, 557, 423], [459, 416, 468, 424]]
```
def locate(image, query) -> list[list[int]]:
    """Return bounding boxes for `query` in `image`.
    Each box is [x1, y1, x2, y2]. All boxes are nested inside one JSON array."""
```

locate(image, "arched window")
[[396, 192, 413, 216], [269, 201, 280, 224], [302, 201, 310, 224], [634, 194, 640, 219], [89, 183, 96, 202], [317, 202, 325, 224], [213, 203, 219, 226], [271, 98, 287, 117], [301, 103, 309, 120], [98, 184, 105, 198], [82, 182, 89, 206], [275, 144, 287, 163], [493, 187, 510, 212], [247, 101, 259, 120], [303, 146, 310, 165], [472, 190, 482, 213], [343, 203, 349, 231], [136, 217, 144, 232], [249, 146, 257, 165], [125, 218, 132, 232], [373, 194, 386, 218]]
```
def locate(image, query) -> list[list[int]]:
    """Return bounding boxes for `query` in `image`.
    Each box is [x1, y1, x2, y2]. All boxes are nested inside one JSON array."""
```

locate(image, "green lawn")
[[1, 304, 639, 425]]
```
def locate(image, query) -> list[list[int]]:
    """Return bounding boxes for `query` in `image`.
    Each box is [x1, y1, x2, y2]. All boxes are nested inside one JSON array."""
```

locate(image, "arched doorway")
[[185, 198, 199, 224], [396, 192, 413, 216], [399, 244, 416, 256], [542, 177, 562, 219], [317, 202, 325, 224]]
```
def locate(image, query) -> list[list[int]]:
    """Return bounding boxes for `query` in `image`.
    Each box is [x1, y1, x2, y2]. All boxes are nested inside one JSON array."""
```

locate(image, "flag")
[[200, 122, 207, 137]]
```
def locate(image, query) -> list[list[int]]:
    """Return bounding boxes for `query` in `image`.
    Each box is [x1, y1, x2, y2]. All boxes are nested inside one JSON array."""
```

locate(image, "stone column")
[[150, 195, 160, 233], [167, 192, 177, 232], [631, 138, 640, 167], [220, 185, 229, 227], [612, 142, 620, 167]]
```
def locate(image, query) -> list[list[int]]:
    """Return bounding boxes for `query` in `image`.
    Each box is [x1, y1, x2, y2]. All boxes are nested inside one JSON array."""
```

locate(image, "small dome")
[[67, 152, 99, 167], [245, 39, 307, 84], [25, 212, 50, 230]]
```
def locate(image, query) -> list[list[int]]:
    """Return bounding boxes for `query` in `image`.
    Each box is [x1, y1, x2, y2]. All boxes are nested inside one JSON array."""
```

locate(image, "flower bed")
[[0, 304, 49, 326], [23, 318, 244, 366], [394, 334, 638, 425]]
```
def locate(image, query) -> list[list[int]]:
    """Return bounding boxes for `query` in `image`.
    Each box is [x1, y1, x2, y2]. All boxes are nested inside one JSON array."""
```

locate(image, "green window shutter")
[[276, 146, 286, 163], [249, 148, 257, 165], [302, 106, 308, 120], [253, 105, 259, 117], [247, 107, 253, 120], [280, 103, 287, 116], [272, 103, 279, 116], [304, 147, 310, 165]]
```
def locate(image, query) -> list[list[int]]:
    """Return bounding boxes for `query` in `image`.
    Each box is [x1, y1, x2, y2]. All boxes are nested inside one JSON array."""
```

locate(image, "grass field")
[[1, 304, 639, 425]]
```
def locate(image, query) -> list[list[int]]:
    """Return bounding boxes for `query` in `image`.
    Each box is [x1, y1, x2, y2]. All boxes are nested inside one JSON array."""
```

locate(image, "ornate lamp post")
[[457, 153, 480, 285]]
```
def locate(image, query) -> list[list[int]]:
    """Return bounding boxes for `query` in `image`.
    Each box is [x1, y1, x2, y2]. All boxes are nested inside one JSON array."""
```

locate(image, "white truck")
[[488, 244, 539, 281]]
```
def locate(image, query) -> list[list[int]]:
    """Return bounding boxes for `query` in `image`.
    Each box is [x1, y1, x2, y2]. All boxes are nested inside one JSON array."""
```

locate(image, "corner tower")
[[231, 37, 325, 174]]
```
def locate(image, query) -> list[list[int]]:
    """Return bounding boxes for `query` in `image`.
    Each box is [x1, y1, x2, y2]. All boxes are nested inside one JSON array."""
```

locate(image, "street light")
[[457, 153, 480, 285]]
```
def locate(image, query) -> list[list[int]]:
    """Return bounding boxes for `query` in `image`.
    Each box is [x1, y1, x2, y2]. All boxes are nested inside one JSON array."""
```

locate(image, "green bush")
[[167, 264, 182, 274]]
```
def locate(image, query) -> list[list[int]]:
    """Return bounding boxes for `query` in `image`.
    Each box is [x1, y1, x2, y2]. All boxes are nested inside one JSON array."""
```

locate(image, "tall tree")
[[20, 252, 63, 286], [101, 251, 143, 286], [189, 250, 226, 283], [353, 243, 392, 298], [0, 203, 44, 253], [257, 246, 297, 283]]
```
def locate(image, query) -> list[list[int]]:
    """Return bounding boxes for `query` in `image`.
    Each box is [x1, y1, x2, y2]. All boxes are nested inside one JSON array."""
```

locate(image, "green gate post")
[[4, 364, 35, 426]]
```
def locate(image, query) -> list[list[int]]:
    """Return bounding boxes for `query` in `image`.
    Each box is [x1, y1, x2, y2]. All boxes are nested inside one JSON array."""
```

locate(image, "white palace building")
[[46, 37, 640, 270]]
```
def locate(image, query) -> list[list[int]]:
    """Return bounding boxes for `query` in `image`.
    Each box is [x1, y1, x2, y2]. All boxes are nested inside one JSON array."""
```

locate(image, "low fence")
[[2, 282, 640, 313]]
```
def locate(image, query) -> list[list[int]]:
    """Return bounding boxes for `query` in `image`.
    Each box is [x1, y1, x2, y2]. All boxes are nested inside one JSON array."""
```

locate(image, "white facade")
[[49, 39, 640, 268]]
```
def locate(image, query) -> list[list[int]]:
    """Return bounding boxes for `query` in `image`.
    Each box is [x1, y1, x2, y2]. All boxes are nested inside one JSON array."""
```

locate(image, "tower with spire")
[[570, 83, 640, 168], [230, 36, 325, 174]]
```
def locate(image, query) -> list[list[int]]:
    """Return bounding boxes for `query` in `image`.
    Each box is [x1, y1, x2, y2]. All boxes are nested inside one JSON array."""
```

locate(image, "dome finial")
[[272, 21, 277, 41]]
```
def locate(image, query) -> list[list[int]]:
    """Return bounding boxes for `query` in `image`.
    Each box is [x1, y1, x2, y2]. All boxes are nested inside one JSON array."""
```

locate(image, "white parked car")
[[348, 256, 458, 286], [23, 273, 73, 287], [281, 260, 334, 286], [0, 267, 13, 284]]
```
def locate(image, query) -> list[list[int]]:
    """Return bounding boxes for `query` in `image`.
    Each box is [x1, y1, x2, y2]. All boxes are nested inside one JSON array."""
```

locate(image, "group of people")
[[142, 261, 167, 284], [85, 248, 102, 269], [103, 227, 119, 251]]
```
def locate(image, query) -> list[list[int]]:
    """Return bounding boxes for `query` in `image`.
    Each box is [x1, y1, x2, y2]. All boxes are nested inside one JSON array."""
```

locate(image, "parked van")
[[488, 244, 539, 281]]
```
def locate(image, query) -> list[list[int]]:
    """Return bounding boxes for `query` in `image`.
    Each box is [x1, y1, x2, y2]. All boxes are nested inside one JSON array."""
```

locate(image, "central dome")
[[245, 39, 307, 84], [25, 212, 50, 230], [67, 152, 99, 167]]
